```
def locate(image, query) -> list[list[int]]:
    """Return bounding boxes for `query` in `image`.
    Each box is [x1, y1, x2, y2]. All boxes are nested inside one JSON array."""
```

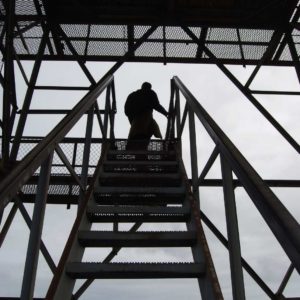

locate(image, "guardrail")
[[166, 76, 300, 300], [0, 75, 115, 212]]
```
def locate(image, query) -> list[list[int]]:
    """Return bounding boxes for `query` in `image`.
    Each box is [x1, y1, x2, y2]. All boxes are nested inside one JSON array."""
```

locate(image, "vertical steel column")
[[2, 0, 16, 165], [20, 152, 53, 300], [109, 81, 116, 139], [188, 108, 199, 201], [10, 30, 49, 161], [165, 80, 174, 140], [68, 141, 78, 209], [220, 154, 245, 300], [78, 106, 94, 212], [103, 85, 110, 139], [16, 197, 57, 273], [175, 86, 182, 155], [107, 86, 114, 139]]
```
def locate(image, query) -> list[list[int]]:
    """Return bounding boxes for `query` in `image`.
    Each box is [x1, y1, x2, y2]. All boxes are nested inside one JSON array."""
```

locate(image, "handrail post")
[[188, 107, 199, 201], [220, 154, 246, 300], [110, 80, 116, 140], [20, 151, 53, 300], [165, 79, 175, 141], [175, 85, 182, 155], [169, 81, 175, 140], [103, 84, 111, 139], [78, 105, 94, 212]]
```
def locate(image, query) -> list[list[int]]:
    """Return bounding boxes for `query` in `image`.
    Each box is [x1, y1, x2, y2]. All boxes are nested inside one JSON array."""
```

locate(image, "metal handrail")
[[0, 75, 114, 211], [171, 76, 300, 273]]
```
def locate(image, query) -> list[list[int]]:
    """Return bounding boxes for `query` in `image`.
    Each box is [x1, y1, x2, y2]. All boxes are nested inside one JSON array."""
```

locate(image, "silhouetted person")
[[125, 82, 168, 149]]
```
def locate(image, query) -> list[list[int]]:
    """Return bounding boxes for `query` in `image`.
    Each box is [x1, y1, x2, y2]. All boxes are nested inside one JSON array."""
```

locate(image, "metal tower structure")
[[0, 0, 300, 299]]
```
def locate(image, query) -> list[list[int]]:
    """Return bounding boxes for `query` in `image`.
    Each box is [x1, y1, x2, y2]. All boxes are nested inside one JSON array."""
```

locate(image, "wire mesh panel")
[[11, 138, 102, 203], [3, 0, 298, 65]]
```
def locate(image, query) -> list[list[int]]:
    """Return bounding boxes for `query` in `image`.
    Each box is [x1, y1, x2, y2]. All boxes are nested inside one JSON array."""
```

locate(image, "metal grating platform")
[[1, 0, 299, 65]]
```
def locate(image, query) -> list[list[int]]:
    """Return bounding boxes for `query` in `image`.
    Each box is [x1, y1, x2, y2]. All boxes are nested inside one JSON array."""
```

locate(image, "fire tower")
[[0, 0, 300, 299]]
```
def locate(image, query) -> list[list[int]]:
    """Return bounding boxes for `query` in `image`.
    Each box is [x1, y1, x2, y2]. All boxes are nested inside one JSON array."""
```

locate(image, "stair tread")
[[78, 230, 197, 247], [94, 186, 186, 205], [87, 215, 189, 223], [66, 262, 205, 279], [103, 161, 178, 173], [104, 161, 178, 166], [87, 205, 189, 215], [108, 150, 176, 155], [100, 172, 181, 178], [107, 150, 176, 161], [95, 186, 185, 194]]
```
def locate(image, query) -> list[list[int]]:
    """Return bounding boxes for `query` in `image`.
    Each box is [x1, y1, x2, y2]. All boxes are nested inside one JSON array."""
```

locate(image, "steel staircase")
[[46, 140, 223, 299], [2, 74, 298, 299]]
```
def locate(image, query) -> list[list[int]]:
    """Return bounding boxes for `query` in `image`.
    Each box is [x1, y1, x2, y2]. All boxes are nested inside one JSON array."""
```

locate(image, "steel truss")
[[0, 0, 300, 299]]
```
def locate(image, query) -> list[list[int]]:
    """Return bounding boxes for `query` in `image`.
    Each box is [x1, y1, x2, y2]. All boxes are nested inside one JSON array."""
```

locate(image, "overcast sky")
[[0, 60, 300, 299]]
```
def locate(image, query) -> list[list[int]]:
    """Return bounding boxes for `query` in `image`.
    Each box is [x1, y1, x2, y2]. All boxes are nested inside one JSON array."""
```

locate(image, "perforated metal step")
[[66, 262, 205, 279], [78, 231, 197, 247], [94, 186, 186, 205], [103, 160, 178, 173], [107, 150, 176, 161], [86, 205, 190, 223], [99, 172, 182, 187]]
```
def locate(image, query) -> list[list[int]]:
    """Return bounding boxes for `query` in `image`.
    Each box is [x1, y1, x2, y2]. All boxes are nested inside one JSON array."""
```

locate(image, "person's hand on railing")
[[167, 109, 176, 119]]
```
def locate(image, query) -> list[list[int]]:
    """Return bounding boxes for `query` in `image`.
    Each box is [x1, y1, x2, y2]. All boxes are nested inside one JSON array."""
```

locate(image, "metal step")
[[107, 150, 176, 162], [99, 172, 182, 187], [66, 262, 205, 279], [86, 205, 190, 223], [103, 160, 178, 173], [95, 186, 185, 194], [94, 186, 186, 205], [78, 231, 197, 247]]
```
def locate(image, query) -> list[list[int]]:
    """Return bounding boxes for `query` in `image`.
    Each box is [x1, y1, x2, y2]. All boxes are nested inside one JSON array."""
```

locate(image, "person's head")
[[141, 82, 152, 90]]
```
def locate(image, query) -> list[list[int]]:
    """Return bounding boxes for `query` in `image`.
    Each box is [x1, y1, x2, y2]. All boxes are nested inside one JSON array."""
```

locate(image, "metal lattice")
[[2, 0, 298, 64]]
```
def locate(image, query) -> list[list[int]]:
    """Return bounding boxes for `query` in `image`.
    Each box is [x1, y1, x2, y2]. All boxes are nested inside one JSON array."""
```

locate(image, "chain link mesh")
[[0, 0, 295, 63], [15, 0, 37, 15], [13, 139, 102, 200], [15, 139, 102, 176], [15, 139, 169, 200], [9, 23, 293, 63]]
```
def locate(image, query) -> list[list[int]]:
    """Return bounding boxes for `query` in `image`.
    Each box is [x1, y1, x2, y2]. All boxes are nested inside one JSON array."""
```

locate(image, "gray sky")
[[0, 61, 300, 299]]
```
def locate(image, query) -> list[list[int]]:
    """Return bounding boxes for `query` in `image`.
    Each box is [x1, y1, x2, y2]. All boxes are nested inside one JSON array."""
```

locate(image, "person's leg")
[[127, 133, 150, 150]]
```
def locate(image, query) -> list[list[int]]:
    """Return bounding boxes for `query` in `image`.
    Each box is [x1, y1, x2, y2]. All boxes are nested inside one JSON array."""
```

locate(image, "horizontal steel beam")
[[198, 179, 300, 188], [34, 85, 90, 90], [0, 298, 44, 300], [8, 136, 104, 143], [251, 90, 300, 96], [14, 54, 297, 66], [17, 109, 111, 114]]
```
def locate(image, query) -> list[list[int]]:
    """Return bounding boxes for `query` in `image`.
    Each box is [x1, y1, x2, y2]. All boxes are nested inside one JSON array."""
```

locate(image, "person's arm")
[[155, 103, 168, 117], [152, 91, 168, 117]]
